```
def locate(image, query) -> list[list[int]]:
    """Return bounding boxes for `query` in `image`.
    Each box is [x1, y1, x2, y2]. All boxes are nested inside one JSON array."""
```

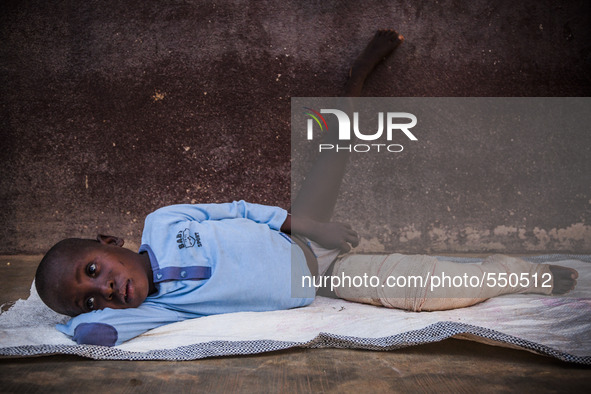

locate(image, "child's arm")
[[145, 200, 287, 231], [57, 303, 190, 346], [281, 214, 359, 252]]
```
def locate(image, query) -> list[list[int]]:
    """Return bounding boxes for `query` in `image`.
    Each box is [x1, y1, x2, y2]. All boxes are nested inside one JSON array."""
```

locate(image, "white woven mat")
[[1, 255, 589, 364]]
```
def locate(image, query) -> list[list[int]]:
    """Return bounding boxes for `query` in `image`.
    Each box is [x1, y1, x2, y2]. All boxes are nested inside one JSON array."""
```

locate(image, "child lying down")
[[34, 30, 578, 347]]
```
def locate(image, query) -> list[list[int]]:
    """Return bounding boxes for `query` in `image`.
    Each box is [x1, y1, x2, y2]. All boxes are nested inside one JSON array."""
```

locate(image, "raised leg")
[[290, 30, 404, 223]]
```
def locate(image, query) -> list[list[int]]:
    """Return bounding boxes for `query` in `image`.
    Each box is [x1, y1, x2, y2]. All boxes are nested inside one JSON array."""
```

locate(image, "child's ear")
[[97, 234, 125, 247]]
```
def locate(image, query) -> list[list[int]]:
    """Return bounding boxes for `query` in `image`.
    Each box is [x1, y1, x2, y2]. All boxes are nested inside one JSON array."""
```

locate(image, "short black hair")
[[35, 238, 99, 315]]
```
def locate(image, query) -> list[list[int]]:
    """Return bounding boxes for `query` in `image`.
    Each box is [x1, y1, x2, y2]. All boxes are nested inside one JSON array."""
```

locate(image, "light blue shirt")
[[57, 201, 314, 346]]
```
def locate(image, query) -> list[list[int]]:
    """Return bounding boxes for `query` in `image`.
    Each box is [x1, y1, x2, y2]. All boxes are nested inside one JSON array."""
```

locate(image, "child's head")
[[35, 235, 154, 317]]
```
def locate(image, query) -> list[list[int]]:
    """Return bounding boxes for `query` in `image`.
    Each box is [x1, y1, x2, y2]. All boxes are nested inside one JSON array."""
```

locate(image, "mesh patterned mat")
[[1, 255, 590, 364]]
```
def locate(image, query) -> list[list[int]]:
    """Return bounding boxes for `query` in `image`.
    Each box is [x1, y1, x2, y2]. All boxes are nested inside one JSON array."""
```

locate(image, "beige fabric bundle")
[[333, 254, 553, 311]]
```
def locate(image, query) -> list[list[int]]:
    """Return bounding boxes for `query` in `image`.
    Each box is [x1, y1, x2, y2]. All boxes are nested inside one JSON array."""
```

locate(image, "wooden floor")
[[1, 255, 589, 393]]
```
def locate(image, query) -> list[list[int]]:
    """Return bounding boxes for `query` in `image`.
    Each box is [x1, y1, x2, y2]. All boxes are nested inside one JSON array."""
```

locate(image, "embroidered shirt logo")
[[177, 228, 202, 249]]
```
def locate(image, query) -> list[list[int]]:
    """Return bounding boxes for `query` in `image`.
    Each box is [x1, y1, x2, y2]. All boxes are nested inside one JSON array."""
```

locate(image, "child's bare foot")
[[549, 265, 578, 294], [344, 29, 404, 96]]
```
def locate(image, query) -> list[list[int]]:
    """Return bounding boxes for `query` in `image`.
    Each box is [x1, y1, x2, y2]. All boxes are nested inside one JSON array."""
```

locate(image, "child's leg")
[[290, 32, 579, 307], [332, 254, 578, 311], [290, 30, 404, 223]]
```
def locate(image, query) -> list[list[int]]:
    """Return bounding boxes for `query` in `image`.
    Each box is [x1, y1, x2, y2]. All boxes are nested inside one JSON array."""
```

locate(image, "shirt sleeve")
[[144, 200, 288, 231], [56, 303, 184, 346]]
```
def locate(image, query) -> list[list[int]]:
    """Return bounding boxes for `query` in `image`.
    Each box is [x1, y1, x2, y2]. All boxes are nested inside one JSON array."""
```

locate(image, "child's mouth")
[[119, 279, 131, 304], [124, 280, 131, 303]]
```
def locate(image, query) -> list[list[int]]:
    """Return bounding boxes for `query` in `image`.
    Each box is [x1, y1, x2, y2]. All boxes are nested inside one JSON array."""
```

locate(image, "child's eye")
[[86, 297, 95, 311], [86, 262, 98, 277]]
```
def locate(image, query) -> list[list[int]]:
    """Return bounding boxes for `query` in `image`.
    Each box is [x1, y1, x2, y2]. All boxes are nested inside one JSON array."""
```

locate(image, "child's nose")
[[100, 280, 115, 301]]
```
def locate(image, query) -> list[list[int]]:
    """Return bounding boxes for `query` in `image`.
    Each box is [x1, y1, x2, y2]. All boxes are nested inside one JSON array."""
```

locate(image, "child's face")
[[47, 239, 153, 316]]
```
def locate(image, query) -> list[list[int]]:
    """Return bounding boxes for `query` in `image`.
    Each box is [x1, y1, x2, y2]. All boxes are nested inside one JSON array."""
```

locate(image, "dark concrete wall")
[[1, 0, 590, 254]]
